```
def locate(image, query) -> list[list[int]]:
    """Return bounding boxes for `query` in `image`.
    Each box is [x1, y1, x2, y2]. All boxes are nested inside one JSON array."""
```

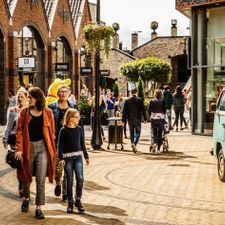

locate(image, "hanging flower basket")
[[83, 24, 115, 58]]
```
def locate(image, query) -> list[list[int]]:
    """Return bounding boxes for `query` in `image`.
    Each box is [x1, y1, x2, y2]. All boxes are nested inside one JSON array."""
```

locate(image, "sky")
[[88, 0, 190, 50]]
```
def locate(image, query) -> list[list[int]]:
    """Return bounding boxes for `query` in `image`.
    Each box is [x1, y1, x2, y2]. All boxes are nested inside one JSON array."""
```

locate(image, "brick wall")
[[132, 36, 188, 64]]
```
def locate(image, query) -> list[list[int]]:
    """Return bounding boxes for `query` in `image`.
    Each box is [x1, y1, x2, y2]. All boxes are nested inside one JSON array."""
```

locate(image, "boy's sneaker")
[[131, 143, 137, 153], [74, 199, 85, 213], [67, 203, 74, 213]]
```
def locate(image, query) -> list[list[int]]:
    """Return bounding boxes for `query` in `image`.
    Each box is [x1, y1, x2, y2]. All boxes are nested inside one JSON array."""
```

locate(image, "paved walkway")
[[0, 124, 224, 225]]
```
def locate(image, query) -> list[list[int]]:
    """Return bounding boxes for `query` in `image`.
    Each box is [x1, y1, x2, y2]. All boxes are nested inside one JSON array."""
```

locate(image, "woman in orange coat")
[[15, 87, 56, 220]]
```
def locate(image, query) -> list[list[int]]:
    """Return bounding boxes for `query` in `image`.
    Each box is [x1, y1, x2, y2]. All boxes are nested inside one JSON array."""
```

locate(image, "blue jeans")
[[64, 156, 84, 204], [128, 120, 141, 145]]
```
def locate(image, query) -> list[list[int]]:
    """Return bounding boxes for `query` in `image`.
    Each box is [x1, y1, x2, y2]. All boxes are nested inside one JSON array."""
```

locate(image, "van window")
[[219, 92, 225, 111]]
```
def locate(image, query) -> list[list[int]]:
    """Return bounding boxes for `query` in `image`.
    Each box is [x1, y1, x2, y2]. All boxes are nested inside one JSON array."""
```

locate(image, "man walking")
[[122, 89, 147, 153]]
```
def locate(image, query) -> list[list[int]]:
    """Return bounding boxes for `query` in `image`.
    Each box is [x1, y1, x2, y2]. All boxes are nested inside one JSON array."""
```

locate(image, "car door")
[[214, 90, 225, 142]]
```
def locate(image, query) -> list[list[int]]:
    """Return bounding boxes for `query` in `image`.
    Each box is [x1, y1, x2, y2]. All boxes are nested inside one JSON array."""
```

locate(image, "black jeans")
[[151, 119, 164, 149], [174, 108, 184, 127], [128, 120, 141, 145], [64, 156, 84, 205]]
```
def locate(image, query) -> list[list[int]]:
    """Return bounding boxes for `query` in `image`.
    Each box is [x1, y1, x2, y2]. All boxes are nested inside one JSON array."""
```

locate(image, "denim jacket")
[[48, 100, 78, 137]]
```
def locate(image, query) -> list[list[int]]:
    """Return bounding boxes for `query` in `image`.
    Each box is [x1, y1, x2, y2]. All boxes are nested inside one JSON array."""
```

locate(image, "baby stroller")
[[149, 119, 169, 153]]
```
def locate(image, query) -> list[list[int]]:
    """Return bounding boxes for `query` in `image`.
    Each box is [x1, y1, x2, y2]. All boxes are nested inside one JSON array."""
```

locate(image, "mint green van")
[[213, 90, 225, 181]]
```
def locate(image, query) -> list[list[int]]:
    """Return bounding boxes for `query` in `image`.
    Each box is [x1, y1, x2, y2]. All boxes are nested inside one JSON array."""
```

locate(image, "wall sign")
[[55, 63, 69, 71], [80, 67, 93, 75], [18, 57, 35, 68], [100, 70, 110, 76]]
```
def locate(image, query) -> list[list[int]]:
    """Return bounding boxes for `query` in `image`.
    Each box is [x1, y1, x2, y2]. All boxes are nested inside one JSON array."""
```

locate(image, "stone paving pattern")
[[0, 124, 224, 225]]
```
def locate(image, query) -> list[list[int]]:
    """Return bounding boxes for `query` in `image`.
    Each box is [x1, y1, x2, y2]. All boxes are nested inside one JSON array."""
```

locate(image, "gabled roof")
[[111, 48, 136, 60], [7, 0, 18, 16], [42, 0, 58, 30], [130, 35, 190, 54]]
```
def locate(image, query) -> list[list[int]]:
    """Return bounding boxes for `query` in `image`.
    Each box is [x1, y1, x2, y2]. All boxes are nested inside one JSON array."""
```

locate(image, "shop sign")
[[18, 57, 35, 68], [100, 70, 110, 76], [80, 67, 93, 75], [55, 63, 69, 71]]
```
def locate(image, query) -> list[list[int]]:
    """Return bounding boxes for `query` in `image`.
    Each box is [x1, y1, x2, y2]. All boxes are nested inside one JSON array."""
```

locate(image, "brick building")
[[131, 21, 191, 83], [0, 0, 92, 124]]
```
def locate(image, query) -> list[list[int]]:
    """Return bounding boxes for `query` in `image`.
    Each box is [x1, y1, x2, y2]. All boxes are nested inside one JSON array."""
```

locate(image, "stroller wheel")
[[149, 145, 153, 152]]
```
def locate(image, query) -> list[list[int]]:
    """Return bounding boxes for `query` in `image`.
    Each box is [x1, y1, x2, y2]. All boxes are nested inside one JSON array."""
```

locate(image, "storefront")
[[17, 26, 45, 90], [53, 36, 73, 81], [176, 0, 225, 135]]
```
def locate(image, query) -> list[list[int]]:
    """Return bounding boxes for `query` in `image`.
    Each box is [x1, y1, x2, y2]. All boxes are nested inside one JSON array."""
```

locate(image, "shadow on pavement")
[[84, 180, 110, 191], [83, 202, 128, 216], [143, 151, 197, 161]]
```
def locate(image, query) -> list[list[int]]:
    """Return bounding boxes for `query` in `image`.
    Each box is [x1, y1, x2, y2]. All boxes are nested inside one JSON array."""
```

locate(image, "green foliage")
[[79, 98, 92, 115], [83, 24, 115, 58], [137, 77, 145, 102], [100, 77, 107, 90], [119, 57, 171, 83], [113, 82, 119, 99]]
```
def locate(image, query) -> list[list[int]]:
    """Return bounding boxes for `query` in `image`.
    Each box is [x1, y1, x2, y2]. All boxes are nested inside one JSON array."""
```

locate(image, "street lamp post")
[[91, 0, 102, 150]]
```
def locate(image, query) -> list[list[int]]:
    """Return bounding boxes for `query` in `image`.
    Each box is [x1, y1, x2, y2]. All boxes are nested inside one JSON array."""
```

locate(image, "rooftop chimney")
[[150, 21, 158, 40], [112, 33, 119, 49], [171, 19, 177, 36], [131, 33, 138, 50]]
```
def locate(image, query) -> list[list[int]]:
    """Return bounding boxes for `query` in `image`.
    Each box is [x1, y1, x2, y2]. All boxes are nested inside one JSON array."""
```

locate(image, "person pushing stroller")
[[149, 89, 166, 154]]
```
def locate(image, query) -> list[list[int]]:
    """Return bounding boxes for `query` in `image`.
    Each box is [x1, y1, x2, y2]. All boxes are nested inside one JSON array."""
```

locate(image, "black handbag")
[[5, 149, 22, 169], [5, 108, 27, 169], [7, 134, 16, 145]]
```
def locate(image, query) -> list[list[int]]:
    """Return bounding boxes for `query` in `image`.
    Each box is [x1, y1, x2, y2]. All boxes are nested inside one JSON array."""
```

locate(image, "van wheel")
[[218, 149, 225, 182]]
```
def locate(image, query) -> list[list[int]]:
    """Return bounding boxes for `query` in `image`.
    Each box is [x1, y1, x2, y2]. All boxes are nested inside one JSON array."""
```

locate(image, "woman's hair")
[[174, 85, 182, 97], [57, 85, 70, 96], [154, 89, 163, 99], [17, 87, 28, 97], [28, 87, 46, 111], [63, 108, 80, 127]]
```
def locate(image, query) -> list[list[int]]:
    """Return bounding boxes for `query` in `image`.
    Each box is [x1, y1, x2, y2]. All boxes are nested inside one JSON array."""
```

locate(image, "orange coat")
[[16, 107, 56, 183]]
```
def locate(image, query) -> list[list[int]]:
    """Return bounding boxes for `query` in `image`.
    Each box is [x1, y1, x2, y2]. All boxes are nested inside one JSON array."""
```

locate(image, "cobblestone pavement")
[[0, 124, 224, 225]]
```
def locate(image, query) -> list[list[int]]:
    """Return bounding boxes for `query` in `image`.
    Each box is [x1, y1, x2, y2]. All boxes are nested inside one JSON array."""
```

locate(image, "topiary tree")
[[113, 82, 119, 99], [119, 56, 171, 96], [137, 77, 145, 102]]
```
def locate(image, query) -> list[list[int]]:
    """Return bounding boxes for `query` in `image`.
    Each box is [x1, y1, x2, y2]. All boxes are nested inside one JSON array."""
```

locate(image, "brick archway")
[[0, 29, 5, 124]]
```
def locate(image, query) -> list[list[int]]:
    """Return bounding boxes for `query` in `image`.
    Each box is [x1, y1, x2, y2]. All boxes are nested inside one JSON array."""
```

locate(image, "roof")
[[130, 35, 190, 54], [111, 48, 136, 60]]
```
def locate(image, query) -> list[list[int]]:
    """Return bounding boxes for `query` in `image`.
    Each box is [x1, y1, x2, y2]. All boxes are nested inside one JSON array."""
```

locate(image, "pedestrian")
[[48, 84, 82, 201], [6, 88, 17, 119], [58, 108, 89, 213], [149, 89, 166, 153], [15, 87, 56, 219], [122, 88, 147, 153], [163, 85, 173, 130], [3, 87, 28, 197], [186, 87, 192, 126], [106, 91, 116, 119], [118, 93, 128, 138], [173, 86, 186, 131]]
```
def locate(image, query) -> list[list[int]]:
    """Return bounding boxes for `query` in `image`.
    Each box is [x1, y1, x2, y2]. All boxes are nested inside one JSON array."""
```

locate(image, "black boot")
[[74, 199, 85, 213], [21, 199, 29, 212]]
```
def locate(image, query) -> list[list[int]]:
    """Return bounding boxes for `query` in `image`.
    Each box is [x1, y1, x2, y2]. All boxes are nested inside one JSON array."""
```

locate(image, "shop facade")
[[0, 0, 91, 124], [176, 0, 225, 135]]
